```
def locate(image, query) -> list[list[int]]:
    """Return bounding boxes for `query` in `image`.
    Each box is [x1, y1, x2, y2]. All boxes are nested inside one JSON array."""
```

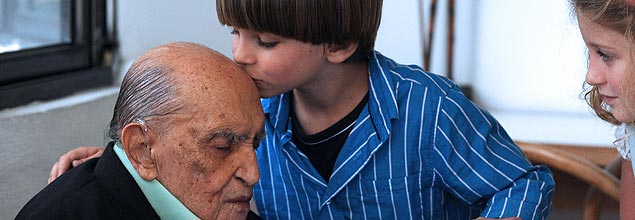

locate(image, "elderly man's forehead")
[[138, 43, 243, 83], [133, 41, 260, 107], [146, 42, 224, 63]]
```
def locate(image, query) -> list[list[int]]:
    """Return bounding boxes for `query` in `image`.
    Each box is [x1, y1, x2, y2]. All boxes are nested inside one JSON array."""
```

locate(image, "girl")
[[573, 0, 635, 218]]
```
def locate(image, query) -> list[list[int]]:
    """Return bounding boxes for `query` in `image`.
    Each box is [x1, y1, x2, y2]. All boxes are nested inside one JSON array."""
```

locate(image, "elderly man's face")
[[148, 57, 265, 219]]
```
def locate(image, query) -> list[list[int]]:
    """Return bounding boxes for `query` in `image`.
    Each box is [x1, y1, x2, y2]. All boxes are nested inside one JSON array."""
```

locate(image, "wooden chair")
[[515, 141, 621, 220], [583, 156, 621, 220]]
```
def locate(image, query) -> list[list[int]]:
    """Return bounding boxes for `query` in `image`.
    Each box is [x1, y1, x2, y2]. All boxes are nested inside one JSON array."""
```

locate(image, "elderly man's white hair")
[[106, 42, 215, 141]]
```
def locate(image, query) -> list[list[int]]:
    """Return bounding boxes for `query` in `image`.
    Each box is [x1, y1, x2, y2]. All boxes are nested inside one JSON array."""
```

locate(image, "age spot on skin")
[[192, 161, 207, 175]]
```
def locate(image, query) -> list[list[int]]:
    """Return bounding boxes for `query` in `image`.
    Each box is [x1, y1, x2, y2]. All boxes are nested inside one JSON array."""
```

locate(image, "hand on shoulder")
[[48, 146, 105, 183]]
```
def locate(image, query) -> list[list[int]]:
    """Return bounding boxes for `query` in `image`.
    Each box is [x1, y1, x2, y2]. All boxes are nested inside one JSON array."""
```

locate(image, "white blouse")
[[615, 123, 635, 160]]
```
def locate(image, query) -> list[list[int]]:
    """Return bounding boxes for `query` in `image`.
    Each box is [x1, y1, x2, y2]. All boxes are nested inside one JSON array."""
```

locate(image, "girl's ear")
[[325, 42, 358, 64], [121, 123, 158, 181]]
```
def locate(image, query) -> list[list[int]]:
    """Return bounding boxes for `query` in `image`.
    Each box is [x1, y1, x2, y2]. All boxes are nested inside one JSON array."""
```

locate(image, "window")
[[0, 0, 114, 109]]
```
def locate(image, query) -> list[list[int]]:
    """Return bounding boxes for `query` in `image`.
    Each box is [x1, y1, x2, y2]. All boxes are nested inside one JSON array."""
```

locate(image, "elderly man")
[[15, 42, 265, 219]]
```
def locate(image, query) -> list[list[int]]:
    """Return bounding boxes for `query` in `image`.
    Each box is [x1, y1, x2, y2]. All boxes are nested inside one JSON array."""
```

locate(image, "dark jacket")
[[15, 142, 160, 219]]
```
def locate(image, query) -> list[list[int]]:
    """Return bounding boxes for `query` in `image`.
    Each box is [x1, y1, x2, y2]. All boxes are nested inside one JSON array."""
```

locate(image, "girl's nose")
[[585, 62, 606, 86]]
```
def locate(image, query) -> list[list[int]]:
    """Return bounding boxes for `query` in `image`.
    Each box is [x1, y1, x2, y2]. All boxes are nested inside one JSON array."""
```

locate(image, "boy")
[[218, 0, 553, 219]]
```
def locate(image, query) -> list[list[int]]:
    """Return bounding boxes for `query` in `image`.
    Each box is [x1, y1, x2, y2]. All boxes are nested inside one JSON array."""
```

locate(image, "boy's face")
[[230, 28, 329, 97], [578, 14, 635, 123]]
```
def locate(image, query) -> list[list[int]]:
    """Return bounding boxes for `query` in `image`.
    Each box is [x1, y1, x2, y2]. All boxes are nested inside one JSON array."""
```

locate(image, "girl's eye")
[[596, 50, 612, 62], [229, 28, 239, 35], [257, 38, 278, 48]]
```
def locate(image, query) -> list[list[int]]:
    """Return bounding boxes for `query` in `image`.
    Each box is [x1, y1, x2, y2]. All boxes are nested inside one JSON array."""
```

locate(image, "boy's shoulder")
[[371, 51, 458, 95]]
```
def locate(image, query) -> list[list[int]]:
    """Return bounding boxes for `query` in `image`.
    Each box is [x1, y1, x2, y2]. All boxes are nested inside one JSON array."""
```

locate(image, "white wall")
[[470, 0, 614, 146], [376, 0, 424, 67], [378, 0, 615, 146], [376, 0, 452, 75], [115, 0, 234, 80]]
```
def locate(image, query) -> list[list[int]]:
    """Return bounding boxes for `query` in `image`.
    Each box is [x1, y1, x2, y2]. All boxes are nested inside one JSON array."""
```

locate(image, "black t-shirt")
[[290, 93, 369, 183]]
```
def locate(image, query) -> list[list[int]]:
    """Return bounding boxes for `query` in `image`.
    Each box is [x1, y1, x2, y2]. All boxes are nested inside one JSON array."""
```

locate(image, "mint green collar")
[[114, 142, 200, 220]]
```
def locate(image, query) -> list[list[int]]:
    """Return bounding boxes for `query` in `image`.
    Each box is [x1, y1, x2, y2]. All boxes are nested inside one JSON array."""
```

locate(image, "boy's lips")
[[251, 78, 265, 87]]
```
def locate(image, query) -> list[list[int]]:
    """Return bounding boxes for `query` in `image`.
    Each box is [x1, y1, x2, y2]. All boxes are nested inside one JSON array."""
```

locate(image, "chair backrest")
[[515, 141, 621, 220]]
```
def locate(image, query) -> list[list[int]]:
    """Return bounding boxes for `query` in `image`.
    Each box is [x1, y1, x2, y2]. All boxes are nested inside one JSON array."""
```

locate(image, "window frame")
[[0, 0, 113, 109]]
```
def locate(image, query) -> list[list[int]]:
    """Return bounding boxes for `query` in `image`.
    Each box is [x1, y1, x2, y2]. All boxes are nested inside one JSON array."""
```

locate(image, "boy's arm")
[[432, 87, 555, 220]]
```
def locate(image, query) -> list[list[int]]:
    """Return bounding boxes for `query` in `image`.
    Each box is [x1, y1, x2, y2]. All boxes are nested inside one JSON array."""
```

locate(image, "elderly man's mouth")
[[226, 195, 252, 209]]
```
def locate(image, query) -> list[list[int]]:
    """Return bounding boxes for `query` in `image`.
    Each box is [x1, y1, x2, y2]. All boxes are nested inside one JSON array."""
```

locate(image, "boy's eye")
[[257, 40, 278, 48], [257, 37, 278, 48], [229, 28, 239, 35]]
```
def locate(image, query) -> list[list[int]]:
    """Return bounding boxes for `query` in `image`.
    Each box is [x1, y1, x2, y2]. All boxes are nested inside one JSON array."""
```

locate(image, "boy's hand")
[[48, 146, 105, 183]]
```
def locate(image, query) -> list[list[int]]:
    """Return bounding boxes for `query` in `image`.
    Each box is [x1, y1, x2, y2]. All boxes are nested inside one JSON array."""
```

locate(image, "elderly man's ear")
[[121, 123, 158, 181]]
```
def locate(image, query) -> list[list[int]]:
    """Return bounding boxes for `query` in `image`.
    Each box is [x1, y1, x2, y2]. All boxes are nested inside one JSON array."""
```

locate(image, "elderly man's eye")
[[209, 139, 231, 152], [215, 146, 231, 152]]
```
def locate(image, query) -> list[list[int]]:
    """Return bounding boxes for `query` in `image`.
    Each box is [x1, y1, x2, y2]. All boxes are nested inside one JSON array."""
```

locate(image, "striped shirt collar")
[[261, 50, 399, 141]]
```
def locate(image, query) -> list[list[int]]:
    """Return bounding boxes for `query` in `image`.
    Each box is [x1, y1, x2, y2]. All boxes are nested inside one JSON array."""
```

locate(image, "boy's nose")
[[232, 41, 256, 66]]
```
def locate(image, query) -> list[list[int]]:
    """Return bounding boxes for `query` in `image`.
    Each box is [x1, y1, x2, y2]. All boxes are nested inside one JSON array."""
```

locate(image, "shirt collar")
[[367, 50, 399, 141], [261, 50, 399, 141], [113, 142, 200, 220], [261, 93, 292, 134]]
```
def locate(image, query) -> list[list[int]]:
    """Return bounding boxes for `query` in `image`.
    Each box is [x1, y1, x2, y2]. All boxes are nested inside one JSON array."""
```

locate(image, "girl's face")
[[578, 14, 635, 123], [230, 28, 329, 98]]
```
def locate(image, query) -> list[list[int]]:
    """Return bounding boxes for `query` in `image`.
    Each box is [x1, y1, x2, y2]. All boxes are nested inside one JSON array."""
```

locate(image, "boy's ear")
[[325, 41, 358, 64], [121, 123, 158, 181]]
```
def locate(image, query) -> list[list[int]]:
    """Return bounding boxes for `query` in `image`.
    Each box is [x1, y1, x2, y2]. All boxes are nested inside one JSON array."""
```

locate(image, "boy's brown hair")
[[216, 0, 383, 63]]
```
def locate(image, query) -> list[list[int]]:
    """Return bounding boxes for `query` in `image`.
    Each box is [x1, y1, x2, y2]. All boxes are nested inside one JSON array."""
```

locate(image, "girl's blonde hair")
[[573, 0, 635, 124]]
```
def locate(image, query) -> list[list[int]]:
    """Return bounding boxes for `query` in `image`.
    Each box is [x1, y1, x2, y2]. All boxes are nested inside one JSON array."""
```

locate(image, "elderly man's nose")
[[235, 147, 259, 186]]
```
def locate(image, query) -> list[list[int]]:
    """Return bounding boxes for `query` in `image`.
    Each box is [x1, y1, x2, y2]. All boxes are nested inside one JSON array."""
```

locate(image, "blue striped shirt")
[[254, 51, 555, 220]]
